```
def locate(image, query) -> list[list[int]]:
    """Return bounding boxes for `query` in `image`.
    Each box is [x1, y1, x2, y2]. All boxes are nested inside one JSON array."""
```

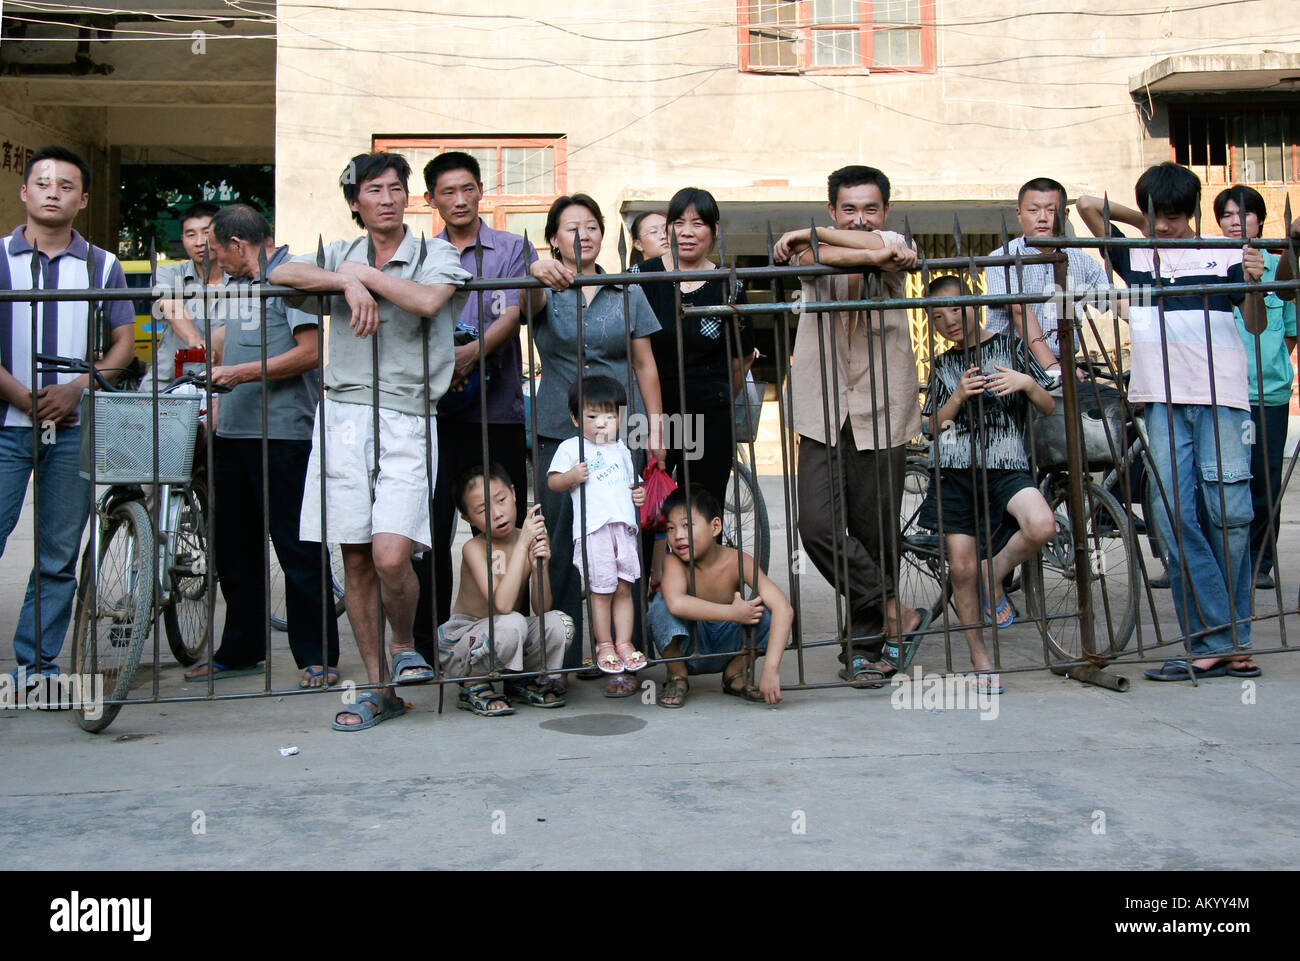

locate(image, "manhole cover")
[[538, 713, 648, 736]]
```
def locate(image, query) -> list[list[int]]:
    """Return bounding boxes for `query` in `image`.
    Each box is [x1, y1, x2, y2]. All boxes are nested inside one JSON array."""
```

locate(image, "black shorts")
[[918, 466, 1038, 550]]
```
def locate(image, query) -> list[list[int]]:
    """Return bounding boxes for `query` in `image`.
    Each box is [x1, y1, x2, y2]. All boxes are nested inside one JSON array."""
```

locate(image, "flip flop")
[[184, 661, 264, 682], [1144, 659, 1230, 682], [973, 673, 1004, 696], [1227, 660, 1262, 677], [618, 648, 649, 672], [983, 593, 1016, 628], [391, 648, 436, 685], [331, 690, 406, 731], [882, 607, 933, 671], [595, 647, 624, 675], [299, 666, 341, 689]]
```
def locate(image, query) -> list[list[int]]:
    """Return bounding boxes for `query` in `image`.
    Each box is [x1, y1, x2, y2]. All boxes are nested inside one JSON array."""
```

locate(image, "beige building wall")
[[275, 1, 1298, 257]]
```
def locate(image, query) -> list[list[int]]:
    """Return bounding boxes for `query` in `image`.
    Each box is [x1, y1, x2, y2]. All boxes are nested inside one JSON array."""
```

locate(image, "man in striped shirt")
[[0, 146, 136, 684], [1079, 163, 1265, 680]]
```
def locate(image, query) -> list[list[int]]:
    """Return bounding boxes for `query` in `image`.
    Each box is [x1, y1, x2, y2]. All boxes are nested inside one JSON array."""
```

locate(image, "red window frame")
[[372, 135, 567, 233], [737, 0, 936, 75]]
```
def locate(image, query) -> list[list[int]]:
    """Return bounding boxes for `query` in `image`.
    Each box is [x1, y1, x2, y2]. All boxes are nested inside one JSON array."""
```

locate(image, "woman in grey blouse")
[[524, 193, 665, 691]]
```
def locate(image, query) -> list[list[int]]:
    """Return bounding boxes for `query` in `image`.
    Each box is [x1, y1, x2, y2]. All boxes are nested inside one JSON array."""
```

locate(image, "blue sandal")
[[391, 648, 436, 685], [331, 690, 406, 731]]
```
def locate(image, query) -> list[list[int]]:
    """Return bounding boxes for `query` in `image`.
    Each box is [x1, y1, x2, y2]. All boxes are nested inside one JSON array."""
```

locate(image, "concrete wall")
[[0, 102, 108, 245], [273, 1, 1298, 259]]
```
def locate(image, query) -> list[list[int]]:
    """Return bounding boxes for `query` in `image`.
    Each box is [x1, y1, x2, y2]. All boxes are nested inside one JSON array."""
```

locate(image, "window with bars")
[[740, 0, 934, 74], [372, 135, 566, 235], [1169, 105, 1299, 185]]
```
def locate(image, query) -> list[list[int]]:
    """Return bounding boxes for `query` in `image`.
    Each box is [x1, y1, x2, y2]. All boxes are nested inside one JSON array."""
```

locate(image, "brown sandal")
[[659, 675, 689, 708]]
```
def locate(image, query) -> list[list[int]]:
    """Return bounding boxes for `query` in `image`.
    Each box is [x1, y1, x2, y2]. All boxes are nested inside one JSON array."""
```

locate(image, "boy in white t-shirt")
[[548, 376, 648, 674], [1078, 163, 1266, 681]]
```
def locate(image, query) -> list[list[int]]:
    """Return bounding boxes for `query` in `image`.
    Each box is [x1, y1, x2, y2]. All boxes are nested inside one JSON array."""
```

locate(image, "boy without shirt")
[[439, 463, 574, 716], [647, 486, 793, 707]]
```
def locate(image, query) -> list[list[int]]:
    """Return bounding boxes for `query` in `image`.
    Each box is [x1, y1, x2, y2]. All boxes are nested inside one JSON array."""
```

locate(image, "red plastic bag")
[[639, 457, 677, 533]]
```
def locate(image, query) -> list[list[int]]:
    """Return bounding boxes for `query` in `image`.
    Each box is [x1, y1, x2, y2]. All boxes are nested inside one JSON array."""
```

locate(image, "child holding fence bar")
[[548, 377, 650, 675], [438, 462, 574, 716], [647, 485, 792, 706], [1078, 163, 1266, 681], [919, 275, 1057, 694]]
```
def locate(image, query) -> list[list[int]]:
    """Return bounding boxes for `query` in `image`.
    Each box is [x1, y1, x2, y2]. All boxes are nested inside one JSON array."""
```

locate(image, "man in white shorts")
[[269, 151, 469, 730]]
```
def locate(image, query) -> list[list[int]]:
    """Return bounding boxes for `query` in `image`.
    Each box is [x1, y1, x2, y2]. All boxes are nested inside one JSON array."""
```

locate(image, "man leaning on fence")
[[0, 146, 135, 686], [983, 177, 1109, 376], [1079, 163, 1266, 681], [269, 151, 470, 730], [182, 204, 341, 689], [773, 165, 929, 688]]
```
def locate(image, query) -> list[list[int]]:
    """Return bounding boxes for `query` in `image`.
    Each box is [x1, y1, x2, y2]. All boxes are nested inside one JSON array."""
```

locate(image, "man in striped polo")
[[0, 146, 136, 684]]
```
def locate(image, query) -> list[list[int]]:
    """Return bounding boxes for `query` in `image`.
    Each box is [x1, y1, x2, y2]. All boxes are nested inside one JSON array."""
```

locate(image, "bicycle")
[[43, 353, 227, 732], [898, 372, 1154, 663], [267, 540, 346, 632]]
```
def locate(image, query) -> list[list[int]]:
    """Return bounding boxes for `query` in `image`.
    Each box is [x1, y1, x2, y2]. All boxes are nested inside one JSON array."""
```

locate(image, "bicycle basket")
[[734, 378, 766, 445], [1031, 385, 1126, 470], [78, 391, 201, 485]]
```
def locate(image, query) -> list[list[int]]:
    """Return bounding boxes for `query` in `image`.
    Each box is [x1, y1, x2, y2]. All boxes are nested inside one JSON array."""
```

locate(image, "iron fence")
[[2, 208, 1298, 730]]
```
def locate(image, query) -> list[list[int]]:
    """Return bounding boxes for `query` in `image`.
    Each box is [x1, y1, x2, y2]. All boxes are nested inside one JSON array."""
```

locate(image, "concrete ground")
[[2, 475, 1298, 870]]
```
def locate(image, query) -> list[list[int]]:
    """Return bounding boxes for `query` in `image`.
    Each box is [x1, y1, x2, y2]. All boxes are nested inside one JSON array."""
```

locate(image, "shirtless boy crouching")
[[647, 486, 794, 707], [438, 462, 575, 715]]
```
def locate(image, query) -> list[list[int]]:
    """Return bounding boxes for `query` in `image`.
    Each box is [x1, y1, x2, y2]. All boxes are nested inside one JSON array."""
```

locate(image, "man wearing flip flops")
[[270, 152, 469, 729], [182, 205, 341, 691], [773, 165, 932, 688]]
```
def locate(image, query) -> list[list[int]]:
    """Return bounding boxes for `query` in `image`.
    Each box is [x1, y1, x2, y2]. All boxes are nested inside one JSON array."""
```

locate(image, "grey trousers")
[[796, 423, 908, 659]]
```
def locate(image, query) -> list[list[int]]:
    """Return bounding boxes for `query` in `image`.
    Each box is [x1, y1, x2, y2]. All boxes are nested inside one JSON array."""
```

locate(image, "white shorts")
[[299, 398, 436, 551]]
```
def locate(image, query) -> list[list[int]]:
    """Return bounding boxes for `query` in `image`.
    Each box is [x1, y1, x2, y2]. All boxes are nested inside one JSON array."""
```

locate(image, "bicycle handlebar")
[[35, 352, 231, 394]]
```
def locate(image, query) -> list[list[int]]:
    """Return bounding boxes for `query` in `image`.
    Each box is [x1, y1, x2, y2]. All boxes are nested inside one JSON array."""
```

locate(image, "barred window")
[[1170, 105, 1300, 185]]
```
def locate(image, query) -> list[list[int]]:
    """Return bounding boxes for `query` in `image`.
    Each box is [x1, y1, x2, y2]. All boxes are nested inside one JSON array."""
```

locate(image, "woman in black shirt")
[[637, 187, 753, 506]]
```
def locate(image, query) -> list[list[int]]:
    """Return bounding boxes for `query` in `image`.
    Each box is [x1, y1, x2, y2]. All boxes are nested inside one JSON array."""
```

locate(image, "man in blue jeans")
[[0, 146, 135, 684], [1079, 163, 1266, 679]]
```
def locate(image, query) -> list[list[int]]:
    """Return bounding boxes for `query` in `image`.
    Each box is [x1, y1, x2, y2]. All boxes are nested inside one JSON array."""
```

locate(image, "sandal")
[[505, 678, 567, 708], [595, 644, 624, 675], [604, 674, 638, 698], [1227, 658, 1261, 677], [983, 593, 1016, 628], [331, 690, 406, 732], [722, 670, 765, 703], [576, 657, 603, 681], [299, 666, 341, 689], [616, 644, 649, 672], [391, 648, 436, 685], [457, 682, 515, 716], [658, 675, 689, 709], [973, 673, 1004, 695], [837, 654, 894, 689]]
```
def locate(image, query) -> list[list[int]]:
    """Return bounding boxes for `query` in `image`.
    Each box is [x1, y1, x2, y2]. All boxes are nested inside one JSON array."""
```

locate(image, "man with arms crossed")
[[773, 165, 926, 688], [270, 152, 469, 729]]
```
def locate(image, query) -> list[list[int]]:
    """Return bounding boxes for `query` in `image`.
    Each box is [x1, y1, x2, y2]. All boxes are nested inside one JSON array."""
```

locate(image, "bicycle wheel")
[[269, 541, 346, 632], [1022, 481, 1136, 661], [896, 459, 946, 620], [723, 460, 770, 573], [70, 499, 155, 734], [163, 477, 212, 666]]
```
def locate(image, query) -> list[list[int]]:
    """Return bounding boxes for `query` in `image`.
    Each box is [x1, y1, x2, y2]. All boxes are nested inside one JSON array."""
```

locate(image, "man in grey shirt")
[[150, 202, 227, 387], [270, 151, 469, 730], [182, 204, 340, 688]]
